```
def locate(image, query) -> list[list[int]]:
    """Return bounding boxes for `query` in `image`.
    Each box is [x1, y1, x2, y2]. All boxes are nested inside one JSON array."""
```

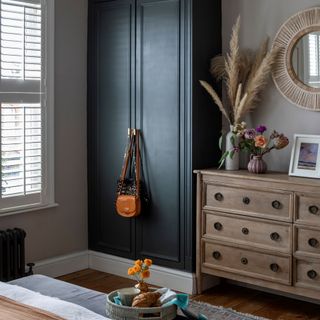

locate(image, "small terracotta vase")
[[134, 281, 148, 292], [247, 155, 267, 174]]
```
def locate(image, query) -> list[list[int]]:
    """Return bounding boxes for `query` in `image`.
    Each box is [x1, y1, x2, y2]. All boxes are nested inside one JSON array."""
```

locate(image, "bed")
[[4, 275, 187, 319]]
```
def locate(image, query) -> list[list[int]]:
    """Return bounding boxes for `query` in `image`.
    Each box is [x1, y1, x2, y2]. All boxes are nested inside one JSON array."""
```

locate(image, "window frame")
[[0, 0, 55, 215]]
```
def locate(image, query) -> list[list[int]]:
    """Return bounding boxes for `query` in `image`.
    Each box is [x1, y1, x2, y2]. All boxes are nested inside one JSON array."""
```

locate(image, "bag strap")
[[119, 129, 134, 184], [135, 129, 141, 197]]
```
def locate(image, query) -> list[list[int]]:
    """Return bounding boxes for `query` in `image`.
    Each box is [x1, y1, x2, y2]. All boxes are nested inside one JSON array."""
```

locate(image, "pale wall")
[[0, 0, 88, 262], [222, 0, 320, 171]]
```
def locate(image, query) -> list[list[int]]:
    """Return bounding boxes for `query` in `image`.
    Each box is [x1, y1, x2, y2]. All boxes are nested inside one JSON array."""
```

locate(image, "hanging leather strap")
[[135, 129, 141, 197], [118, 129, 134, 194]]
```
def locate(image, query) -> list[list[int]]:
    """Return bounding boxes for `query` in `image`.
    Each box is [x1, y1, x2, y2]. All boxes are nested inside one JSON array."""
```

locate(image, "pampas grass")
[[200, 16, 278, 125]]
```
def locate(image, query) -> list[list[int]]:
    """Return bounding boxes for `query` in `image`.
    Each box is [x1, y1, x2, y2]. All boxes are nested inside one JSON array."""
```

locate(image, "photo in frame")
[[289, 134, 320, 178]]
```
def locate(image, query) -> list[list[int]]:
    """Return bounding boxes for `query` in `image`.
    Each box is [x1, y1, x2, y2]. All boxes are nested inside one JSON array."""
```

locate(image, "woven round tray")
[[106, 289, 177, 320]]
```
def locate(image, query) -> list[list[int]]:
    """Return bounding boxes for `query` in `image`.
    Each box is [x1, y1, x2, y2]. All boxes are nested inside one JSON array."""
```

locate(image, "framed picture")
[[289, 134, 320, 178]]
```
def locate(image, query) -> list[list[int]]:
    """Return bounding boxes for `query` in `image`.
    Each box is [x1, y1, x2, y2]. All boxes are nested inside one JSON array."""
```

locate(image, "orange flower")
[[135, 259, 143, 266], [141, 270, 150, 279], [254, 135, 268, 148], [144, 259, 152, 267], [128, 267, 135, 276], [133, 265, 141, 273]]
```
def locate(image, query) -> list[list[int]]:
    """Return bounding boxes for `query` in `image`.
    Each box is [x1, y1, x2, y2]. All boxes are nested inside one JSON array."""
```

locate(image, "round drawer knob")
[[307, 270, 318, 280], [212, 251, 221, 260], [214, 193, 223, 201], [270, 263, 279, 273], [308, 238, 319, 248], [270, 232, 280, 241], [242, 227, 249, 235], [214, 222, 223, 231], [272, 200, 281, 209], [309, 205, 319, 215], [243, 197, 250, 205], [241, 257, 248, 265]]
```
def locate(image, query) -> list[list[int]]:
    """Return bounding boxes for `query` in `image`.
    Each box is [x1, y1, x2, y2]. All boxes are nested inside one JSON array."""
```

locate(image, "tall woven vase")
[[247, 155, 267, 174], [225, 126, 239, 171]]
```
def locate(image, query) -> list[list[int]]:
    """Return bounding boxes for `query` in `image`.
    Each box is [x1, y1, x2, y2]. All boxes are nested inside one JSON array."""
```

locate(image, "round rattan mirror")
[[272, 7, 320, 111]]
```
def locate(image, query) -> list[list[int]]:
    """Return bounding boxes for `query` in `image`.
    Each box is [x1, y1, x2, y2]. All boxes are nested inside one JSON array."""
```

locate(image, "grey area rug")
[[179, 300, 269, 320]]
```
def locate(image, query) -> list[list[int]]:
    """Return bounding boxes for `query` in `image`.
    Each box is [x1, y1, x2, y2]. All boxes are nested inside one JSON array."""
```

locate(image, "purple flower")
[[256, 125, 267, 134], [244, 129, 256, 140]]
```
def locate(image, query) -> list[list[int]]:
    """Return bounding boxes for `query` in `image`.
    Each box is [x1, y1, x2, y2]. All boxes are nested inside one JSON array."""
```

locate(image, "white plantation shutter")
[[307, 33, 320, 88], [0, 0, 54, 213]]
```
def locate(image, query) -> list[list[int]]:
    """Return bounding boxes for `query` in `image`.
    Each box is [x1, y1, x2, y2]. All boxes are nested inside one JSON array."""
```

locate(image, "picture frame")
[[289, 134, 320, 178]]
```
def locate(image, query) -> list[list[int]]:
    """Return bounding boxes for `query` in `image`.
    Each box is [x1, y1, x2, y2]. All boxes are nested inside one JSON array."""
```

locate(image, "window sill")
[[0, 203, 59, 218]]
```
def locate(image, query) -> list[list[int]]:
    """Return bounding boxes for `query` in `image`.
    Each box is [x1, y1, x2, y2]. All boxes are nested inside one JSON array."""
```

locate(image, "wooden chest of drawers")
[[195, 170, 320, 301]]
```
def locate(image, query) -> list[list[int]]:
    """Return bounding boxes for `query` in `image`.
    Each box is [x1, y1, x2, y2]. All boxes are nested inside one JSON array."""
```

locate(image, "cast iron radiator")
[[0, 228, 34, 282]]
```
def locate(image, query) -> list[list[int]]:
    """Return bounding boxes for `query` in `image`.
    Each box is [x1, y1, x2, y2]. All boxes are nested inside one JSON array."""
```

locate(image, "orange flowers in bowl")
[[128, 258, 153, 280]]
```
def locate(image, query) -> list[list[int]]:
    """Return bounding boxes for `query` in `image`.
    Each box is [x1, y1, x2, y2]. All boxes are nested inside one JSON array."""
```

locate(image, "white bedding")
[[0, 281, 109, 320]]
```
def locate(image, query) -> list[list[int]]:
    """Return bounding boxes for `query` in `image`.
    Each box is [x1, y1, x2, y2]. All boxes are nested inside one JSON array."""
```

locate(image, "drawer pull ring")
[[272, 200, 281, 209], [214, 193, 223, 201], [212, 251, 221, 260], [214, 222, 223, 231], [308, 238, 319, 248], [270, 232, 280, 241], [241, 257, 248, 265], [243, 197, 250, 205], [307, 270, 317, 279], [270, 263, 279, 272], [309, 205, 319, 215], [242, 227, 249, 235]]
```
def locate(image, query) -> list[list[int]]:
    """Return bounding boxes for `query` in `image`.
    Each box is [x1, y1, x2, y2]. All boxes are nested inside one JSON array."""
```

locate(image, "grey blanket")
[[9, 275, 107, 317]]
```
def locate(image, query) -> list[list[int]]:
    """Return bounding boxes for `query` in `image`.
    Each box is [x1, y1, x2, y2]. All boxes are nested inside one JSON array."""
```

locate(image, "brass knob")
[[309, 205, 319, 215], [308, 238, 319, 248], [307, 270, 317, 280], [214, 193, 223, 201], [243, 197, 250, 205], [214, 222, 223, 231], [242, 227, 249, 235], [272, 200, 281, 209], [212, 251, 221, 260], [270, 263, 279, 272], [270, 232, 280, 241], [241, 257, 248, 265]]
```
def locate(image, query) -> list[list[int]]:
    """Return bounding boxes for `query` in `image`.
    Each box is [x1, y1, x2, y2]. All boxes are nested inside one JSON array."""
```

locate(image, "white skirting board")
[[88, 250, 196, 294], [33, 251, 89, 278], [33, 250, 198, 294]]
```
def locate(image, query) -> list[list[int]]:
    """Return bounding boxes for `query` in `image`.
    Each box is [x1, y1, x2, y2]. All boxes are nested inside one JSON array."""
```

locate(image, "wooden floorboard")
[[58, 269, 320, 320]]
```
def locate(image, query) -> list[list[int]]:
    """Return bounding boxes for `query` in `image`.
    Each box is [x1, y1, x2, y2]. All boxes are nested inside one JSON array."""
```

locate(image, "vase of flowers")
[[237, 125, 289, 174], [127, 258, 153, 292], [247, 155, 267, 174], [199, 16, 279, 170]]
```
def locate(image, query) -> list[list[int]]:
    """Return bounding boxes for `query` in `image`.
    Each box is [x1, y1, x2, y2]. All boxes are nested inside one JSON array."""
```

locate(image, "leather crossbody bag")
[[116, 129, 142, 217]]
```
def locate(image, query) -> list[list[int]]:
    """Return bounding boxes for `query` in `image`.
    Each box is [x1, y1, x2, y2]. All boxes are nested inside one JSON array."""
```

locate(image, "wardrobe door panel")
[[88, 0, 135, 258], [136, 0, 185, 268]]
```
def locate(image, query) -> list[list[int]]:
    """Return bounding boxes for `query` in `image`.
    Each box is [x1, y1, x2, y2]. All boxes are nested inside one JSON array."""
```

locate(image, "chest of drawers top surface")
[[195, 169, 320, 191]]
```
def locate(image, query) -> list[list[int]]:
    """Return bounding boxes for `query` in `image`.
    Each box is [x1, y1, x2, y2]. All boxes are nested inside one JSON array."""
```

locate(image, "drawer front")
[[203, 241, 291, 285], [205, 184, 292, 221], [204, 211, 291, 253], [295, 259, 320, 291], [296, 194, 320, 226], [295, 226, 320, 257]]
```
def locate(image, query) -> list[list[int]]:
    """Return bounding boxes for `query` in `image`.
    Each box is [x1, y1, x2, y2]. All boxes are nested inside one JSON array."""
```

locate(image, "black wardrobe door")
[[135, 0, 185, 269], [88, 0, 136, 258]]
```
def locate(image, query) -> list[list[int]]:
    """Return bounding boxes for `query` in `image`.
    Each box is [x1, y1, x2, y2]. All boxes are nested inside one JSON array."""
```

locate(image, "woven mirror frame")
[[272, 7, 320, 111]]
